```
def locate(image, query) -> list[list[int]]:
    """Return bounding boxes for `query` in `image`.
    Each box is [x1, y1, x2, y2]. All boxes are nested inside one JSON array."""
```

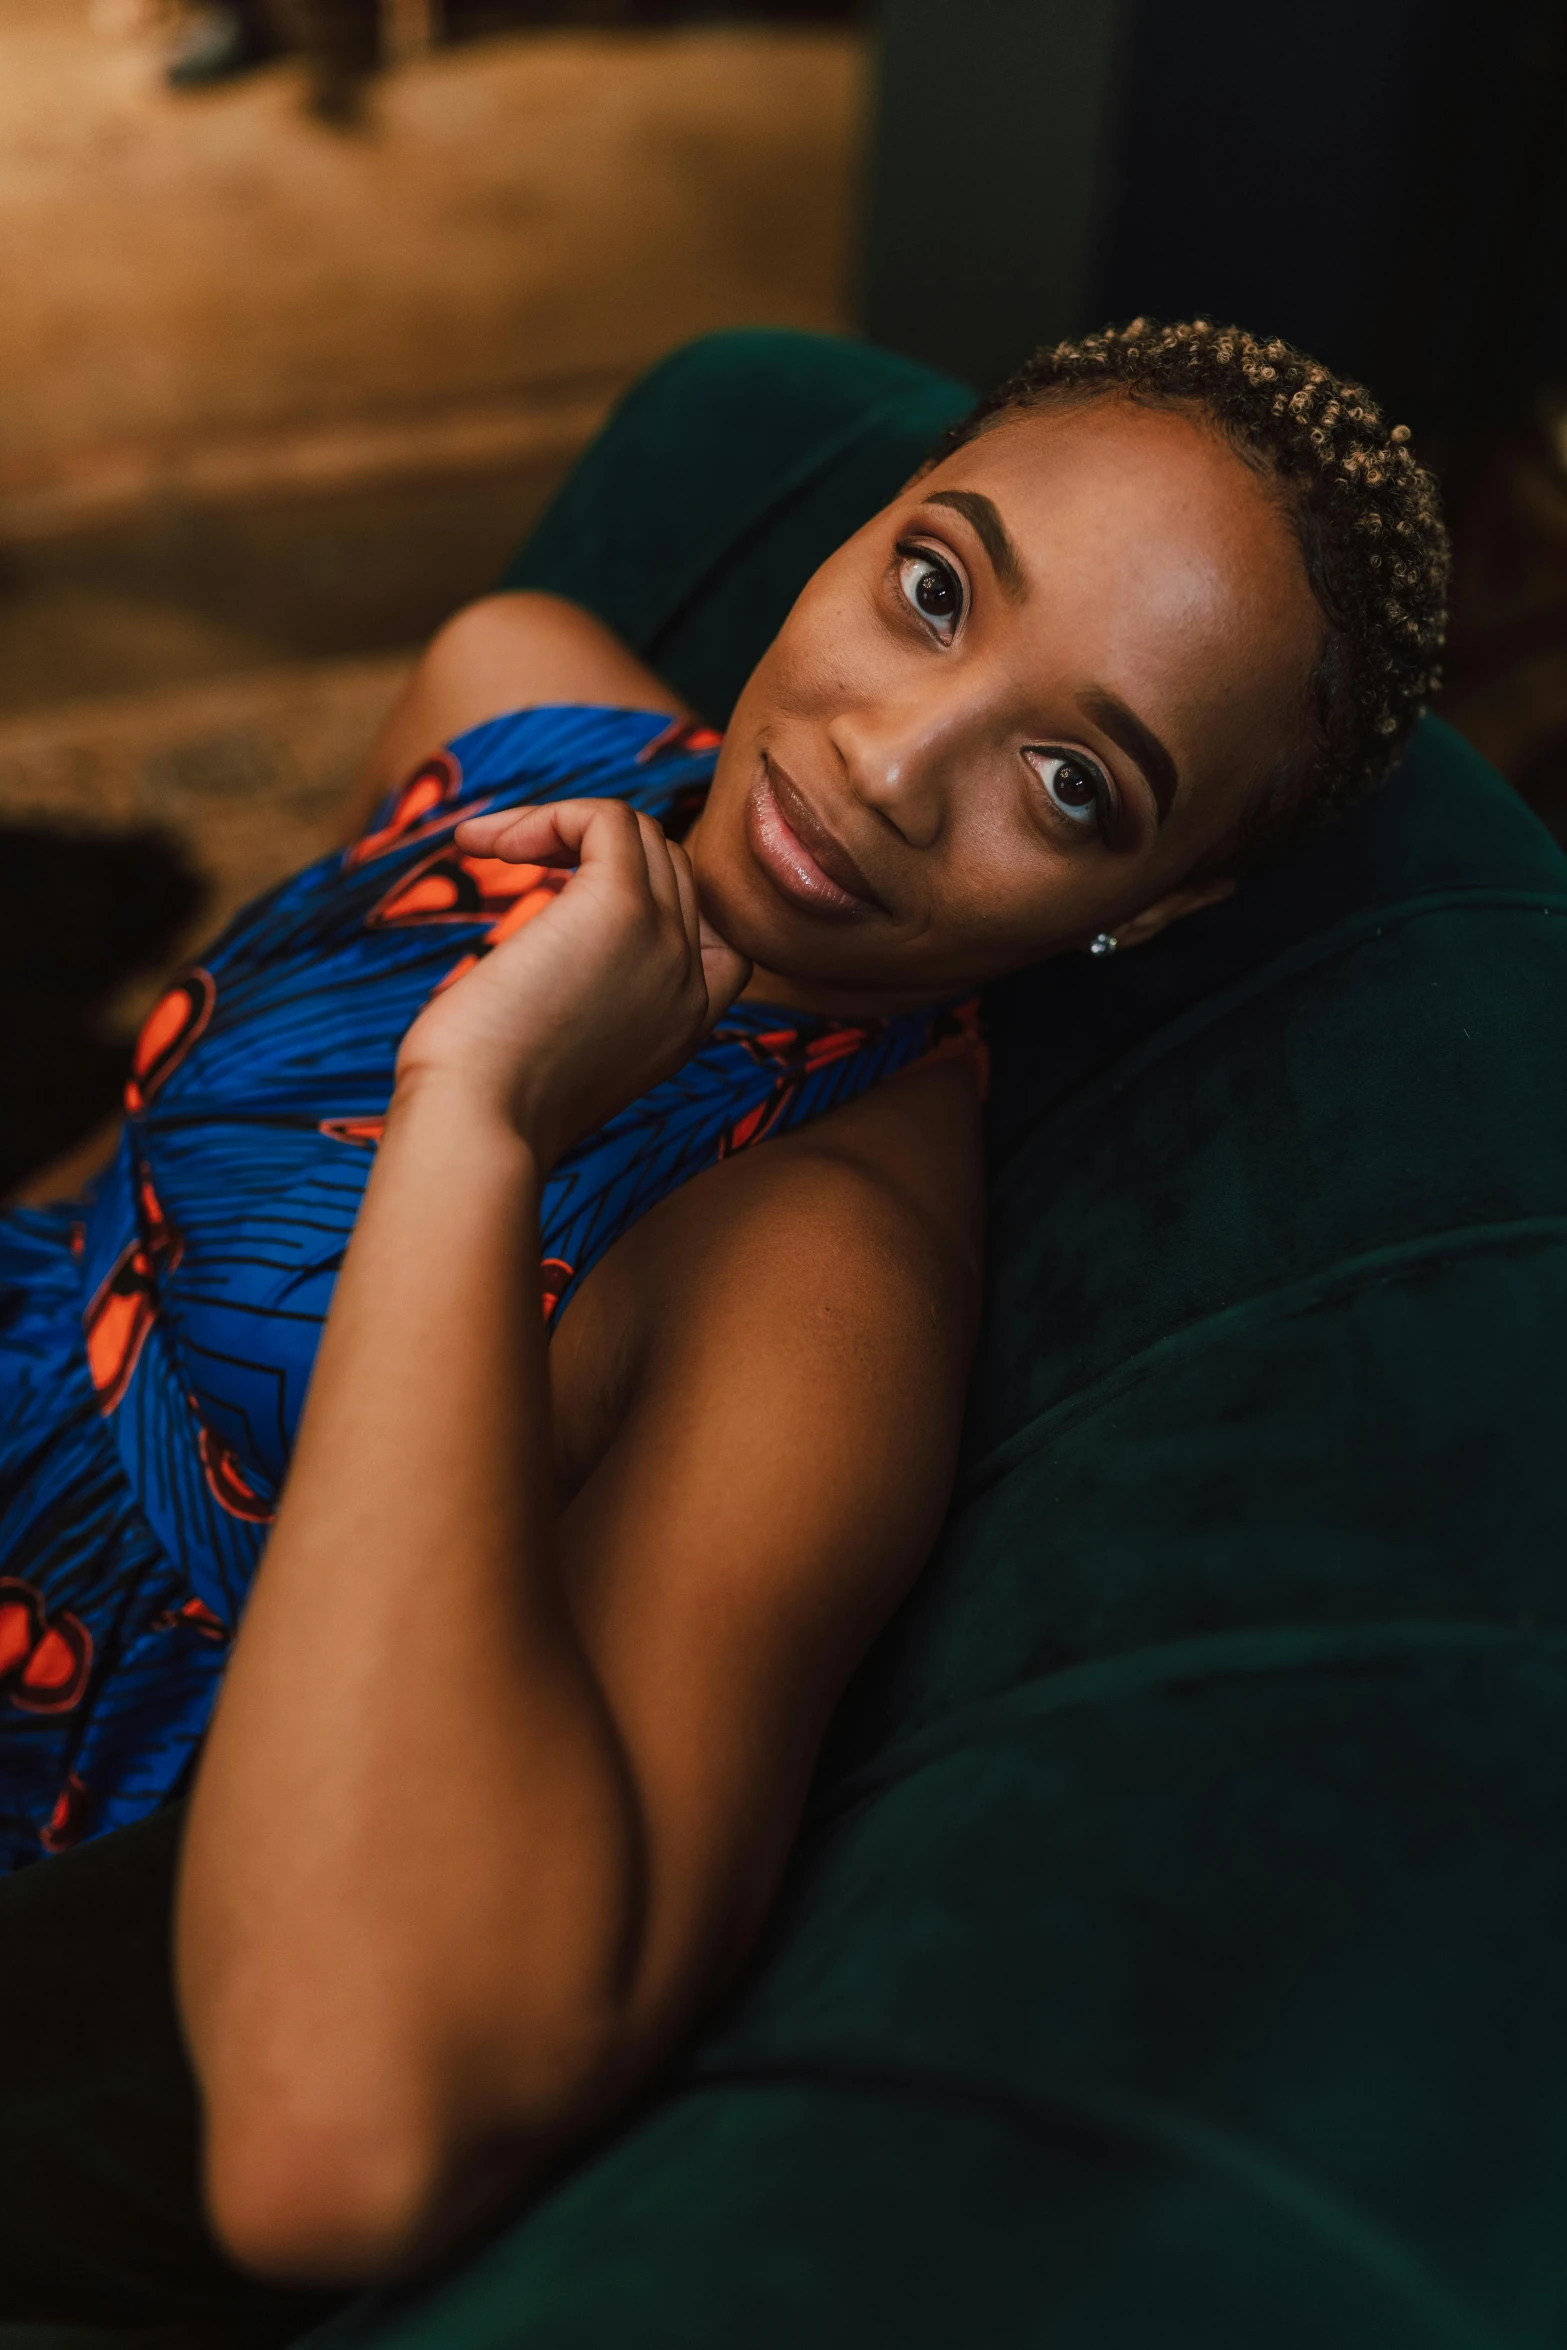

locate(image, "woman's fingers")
[[454, 800, 640, 871], [634, 812, 686, 929], [697, 920, 752, 1028], [452, 805, 567, 863], [452, 794, 747, 1021], [668, 833, 723, 954], [699, 936, 752, 1026], [457, 803, 674, 927], [460, 801, 694, 952], [666, 837, 700, 942], [664, 840, 745, 1023]]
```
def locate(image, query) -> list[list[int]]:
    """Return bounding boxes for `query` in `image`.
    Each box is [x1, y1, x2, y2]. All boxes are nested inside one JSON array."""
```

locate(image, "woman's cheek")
[[956, 855, 1076, 976], [773, 580, 893, 718]]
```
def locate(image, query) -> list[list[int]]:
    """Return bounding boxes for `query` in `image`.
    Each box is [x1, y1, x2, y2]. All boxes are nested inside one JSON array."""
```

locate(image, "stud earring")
[[1088, 931, 1119, 957]]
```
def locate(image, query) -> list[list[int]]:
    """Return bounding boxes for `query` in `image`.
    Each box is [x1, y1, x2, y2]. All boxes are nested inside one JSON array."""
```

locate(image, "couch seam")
[[820, 1618, 1567, 1821], [669, 2057, 1508, 2350], [960, 1214, 1567, 1497], [991, 890, 1567, 1180]]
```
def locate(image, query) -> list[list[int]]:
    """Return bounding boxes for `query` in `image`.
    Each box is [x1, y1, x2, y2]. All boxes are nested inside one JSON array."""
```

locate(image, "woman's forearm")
[[177, 1075, 644, 2281]]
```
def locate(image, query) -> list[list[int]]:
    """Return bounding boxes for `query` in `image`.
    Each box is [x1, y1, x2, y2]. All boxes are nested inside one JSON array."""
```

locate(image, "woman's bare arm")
[[345, 593, 688, 841], [176, 802, 979, 2285]]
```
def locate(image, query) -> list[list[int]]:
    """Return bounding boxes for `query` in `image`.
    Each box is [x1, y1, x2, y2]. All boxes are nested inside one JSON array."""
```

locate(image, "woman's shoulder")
[[679, 1046, 981, 1278], [552, 1049, 983, 1496], [789, 1044, 984, 1232], [563, 1052, 982, 1397]]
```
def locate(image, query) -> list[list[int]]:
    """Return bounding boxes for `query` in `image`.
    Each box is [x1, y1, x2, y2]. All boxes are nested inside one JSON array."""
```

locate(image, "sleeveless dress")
[[0, 704, 978, 1873]]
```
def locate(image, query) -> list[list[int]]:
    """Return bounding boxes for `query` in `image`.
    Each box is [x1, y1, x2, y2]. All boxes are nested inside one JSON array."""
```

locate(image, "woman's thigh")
[[0, 1803, 343, 2345]]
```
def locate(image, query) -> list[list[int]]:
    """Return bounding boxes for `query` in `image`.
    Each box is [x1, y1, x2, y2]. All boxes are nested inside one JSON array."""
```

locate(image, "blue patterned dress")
[[0, 704, 978, 1872]]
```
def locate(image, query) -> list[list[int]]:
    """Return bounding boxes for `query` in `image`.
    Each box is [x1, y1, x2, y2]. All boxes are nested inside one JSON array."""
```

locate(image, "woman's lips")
[[746, 758, 885, 922]]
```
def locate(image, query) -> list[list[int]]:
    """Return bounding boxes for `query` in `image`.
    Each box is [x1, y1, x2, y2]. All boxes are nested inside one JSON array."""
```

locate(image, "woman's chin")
[[710, 894, 829, 987], [692, 822, 936, 1004], [691, 846, 789, 967]]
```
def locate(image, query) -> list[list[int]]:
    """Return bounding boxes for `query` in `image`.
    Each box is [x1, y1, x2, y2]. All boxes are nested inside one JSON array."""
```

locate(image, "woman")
[[0, 321, 1447, 2292]]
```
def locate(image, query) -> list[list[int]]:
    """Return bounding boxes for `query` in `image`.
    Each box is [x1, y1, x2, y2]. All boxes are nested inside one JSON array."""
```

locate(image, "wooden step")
[[0, 6, 866, 706], [0, 653, 415, 982]]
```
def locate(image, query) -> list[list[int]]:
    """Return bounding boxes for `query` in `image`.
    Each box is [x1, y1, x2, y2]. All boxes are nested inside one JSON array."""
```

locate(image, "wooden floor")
[[0, 1, 864, 840], [1, 4, 865, 538]]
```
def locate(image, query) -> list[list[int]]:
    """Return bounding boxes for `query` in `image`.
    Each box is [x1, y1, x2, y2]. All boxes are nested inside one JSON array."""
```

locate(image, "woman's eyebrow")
[[924, 490, 1027, 602], [1081, 688, 1180, 822]]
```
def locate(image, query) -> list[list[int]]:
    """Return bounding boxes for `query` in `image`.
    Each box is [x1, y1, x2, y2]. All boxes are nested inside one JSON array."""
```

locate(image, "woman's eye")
[[896, 548, 963, 639], [1030, 750, 1108, 830]]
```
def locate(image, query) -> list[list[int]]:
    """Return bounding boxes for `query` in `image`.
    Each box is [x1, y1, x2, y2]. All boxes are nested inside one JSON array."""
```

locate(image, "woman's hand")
[[395, 799, 751, 1167]]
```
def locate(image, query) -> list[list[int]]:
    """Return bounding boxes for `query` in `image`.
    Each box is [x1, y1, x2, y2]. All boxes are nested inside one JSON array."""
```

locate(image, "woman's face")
[[689, 395, 1324, 1013]]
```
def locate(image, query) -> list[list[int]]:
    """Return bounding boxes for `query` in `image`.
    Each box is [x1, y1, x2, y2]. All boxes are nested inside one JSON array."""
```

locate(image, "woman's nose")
[[828, 700, 956, 849]]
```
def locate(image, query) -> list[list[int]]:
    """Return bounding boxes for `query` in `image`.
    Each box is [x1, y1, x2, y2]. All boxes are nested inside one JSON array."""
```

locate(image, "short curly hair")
[[943, 318, 1451, 872]]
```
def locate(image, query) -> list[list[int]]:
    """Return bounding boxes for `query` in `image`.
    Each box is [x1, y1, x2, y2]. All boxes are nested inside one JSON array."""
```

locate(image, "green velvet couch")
[[21, 329, 1567, 2350], [306, 332, 1567, 2349]]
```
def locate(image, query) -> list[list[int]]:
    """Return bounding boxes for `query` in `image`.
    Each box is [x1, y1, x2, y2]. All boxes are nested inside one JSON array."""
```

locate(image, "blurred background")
[[2, 0, 1564, 1193]]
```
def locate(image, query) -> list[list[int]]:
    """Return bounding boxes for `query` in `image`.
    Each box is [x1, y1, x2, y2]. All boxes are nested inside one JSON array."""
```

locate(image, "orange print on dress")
[[540, 1257, 573, 1322], [368, 846, 565, 931], [786, 1023, 870, 1074], [717, 1022, 871, 1158], [635, 717, 724, 764], [124, 969, 216, 1115], [345, 751, 462, 868], [918, 997, 990, 1096], [84, 1170, 182, 1413], [318, 1115, 386, 1149], [0, 1578, 93, 1716], [433, 865, 571, 993], [719, 1097, 779, 1154], [198, 1426, 275, 1524], [41, 1773, 90, 1854], [151, 1593, 229, 1641]]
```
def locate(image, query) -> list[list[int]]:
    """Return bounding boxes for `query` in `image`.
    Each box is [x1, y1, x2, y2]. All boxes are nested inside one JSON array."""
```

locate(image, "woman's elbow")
[[204, 2102, 448, 2284], [201, 2015, 622, 2283]]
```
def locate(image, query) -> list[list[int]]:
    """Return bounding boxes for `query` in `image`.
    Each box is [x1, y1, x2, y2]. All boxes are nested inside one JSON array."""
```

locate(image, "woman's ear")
[[1111, 874, 1236, 952]]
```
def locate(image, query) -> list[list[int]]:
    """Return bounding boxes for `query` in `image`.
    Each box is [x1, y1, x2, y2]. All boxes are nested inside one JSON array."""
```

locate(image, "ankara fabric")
[[0, 701, 967, 1871]]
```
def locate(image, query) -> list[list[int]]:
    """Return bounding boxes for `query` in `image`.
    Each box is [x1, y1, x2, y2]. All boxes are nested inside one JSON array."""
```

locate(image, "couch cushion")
[[499, 327, 973, 726]]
